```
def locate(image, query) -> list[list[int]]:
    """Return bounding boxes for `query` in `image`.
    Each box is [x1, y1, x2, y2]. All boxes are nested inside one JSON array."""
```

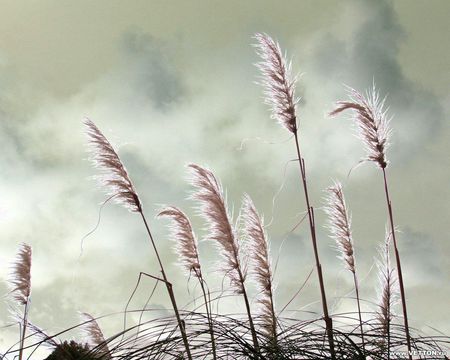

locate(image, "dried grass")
[[187, 164, 246, 294], [253, 33, 299, 133], [157, 206, 201, 278], [8, 243, 32, 306], [329, 84, 391, 169], [240, 194, 276, 343], [84, 118, 142, 212]]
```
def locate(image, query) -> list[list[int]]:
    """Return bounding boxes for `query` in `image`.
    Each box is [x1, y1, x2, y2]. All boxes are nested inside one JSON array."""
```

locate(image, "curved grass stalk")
[[254, 33, 335, 359], [84, 118, 192, 360]]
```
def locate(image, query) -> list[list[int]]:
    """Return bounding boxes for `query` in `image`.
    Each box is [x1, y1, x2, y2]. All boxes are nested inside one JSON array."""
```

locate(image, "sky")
[[0, 0, 449, 355]]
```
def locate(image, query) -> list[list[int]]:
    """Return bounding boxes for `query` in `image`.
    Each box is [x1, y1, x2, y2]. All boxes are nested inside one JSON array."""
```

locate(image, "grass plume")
[[84, 118, 142, 212], [241, 194, 277, 351], [324, 181, 365, 353], [328, 84, 391, 169], [8, 243, 32, 360], [376, 229, 399, 357], [157, 207, 201, 277], [8, 243, 32, 306], [254, 32, 336, 359], [84, 119, 192, 359], [253, 33, 299, 133], [157, 206, 217, 359], [187, 163, 260, 355], [80, 313, 111, 359]]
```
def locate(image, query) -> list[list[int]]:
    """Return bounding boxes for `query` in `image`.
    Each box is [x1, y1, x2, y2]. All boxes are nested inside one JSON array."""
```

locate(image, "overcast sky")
[[0, 0, 448, 354]]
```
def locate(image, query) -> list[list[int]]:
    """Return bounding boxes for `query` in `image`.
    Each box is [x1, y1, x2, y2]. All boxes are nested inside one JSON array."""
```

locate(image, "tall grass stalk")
[[157, 206, 217, 360], [382, 168, 411, 357], [8, 243, 32, 360], [324, 181, 365, 354], [84, 119, 192, 360], [187, 164, 260, 356], [254, 33, 336, 359], [329, 85, 412, 359]]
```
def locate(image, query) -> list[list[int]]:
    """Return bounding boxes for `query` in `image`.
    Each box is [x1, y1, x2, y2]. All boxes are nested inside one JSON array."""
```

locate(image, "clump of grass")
[[2, 33, 448, 360], [329, 84, 412, 358]]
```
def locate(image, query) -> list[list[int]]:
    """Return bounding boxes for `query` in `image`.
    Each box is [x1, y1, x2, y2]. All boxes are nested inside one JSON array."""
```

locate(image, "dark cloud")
[[306, 0, 445, 165], [120, 31, 184, 110]]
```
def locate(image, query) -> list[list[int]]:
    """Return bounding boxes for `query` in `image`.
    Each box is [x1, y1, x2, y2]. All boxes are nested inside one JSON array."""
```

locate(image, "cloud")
[[118, 31, 184, 110], [292, 0, 445, 171]]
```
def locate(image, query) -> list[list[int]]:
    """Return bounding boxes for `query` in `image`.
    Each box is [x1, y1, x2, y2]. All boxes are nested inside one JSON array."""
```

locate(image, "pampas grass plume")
[[84, 118, 142, 212], [324, 181, 355, 273], [80, 312, 110, 358], [8, 243, 32, 305], [254, 33, 299, 133], [240, 194, 276, 339], [376, 229, 398, 335], [157, 206, 201, 277], [187, 163, 246, 294], [329, 84, 391, 169]]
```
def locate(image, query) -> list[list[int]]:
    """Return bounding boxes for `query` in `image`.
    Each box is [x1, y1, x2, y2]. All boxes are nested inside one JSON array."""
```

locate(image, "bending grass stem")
[[353, 273, 365, 355], [18, 300, 29, 360], [293, 131, 336, 360], [382, 168, 412, 360], [238, 267, 261, 358], [196, 272, 217, 360], [139, 212, 193, 360]]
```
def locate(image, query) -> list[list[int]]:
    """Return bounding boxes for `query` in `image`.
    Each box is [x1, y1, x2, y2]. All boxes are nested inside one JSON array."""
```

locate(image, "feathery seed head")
[[376, 229, 398, 336], [324, 181, 355, 273], [84, 118, 142, 212], [329, 84, 391, 169], [26, 321, 59, 349], [254, 33, 299, 133], [241, 194, 276, 339], [241, 194, 272, 292], [8, 243, 32, 305], [80, 312, 110, 358], [187, 163, 246, 294], [157, 206, 202, 277]]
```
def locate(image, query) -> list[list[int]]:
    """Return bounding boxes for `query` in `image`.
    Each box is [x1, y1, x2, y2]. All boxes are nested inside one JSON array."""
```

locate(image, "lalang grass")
[[1, 34, 449, 360]]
